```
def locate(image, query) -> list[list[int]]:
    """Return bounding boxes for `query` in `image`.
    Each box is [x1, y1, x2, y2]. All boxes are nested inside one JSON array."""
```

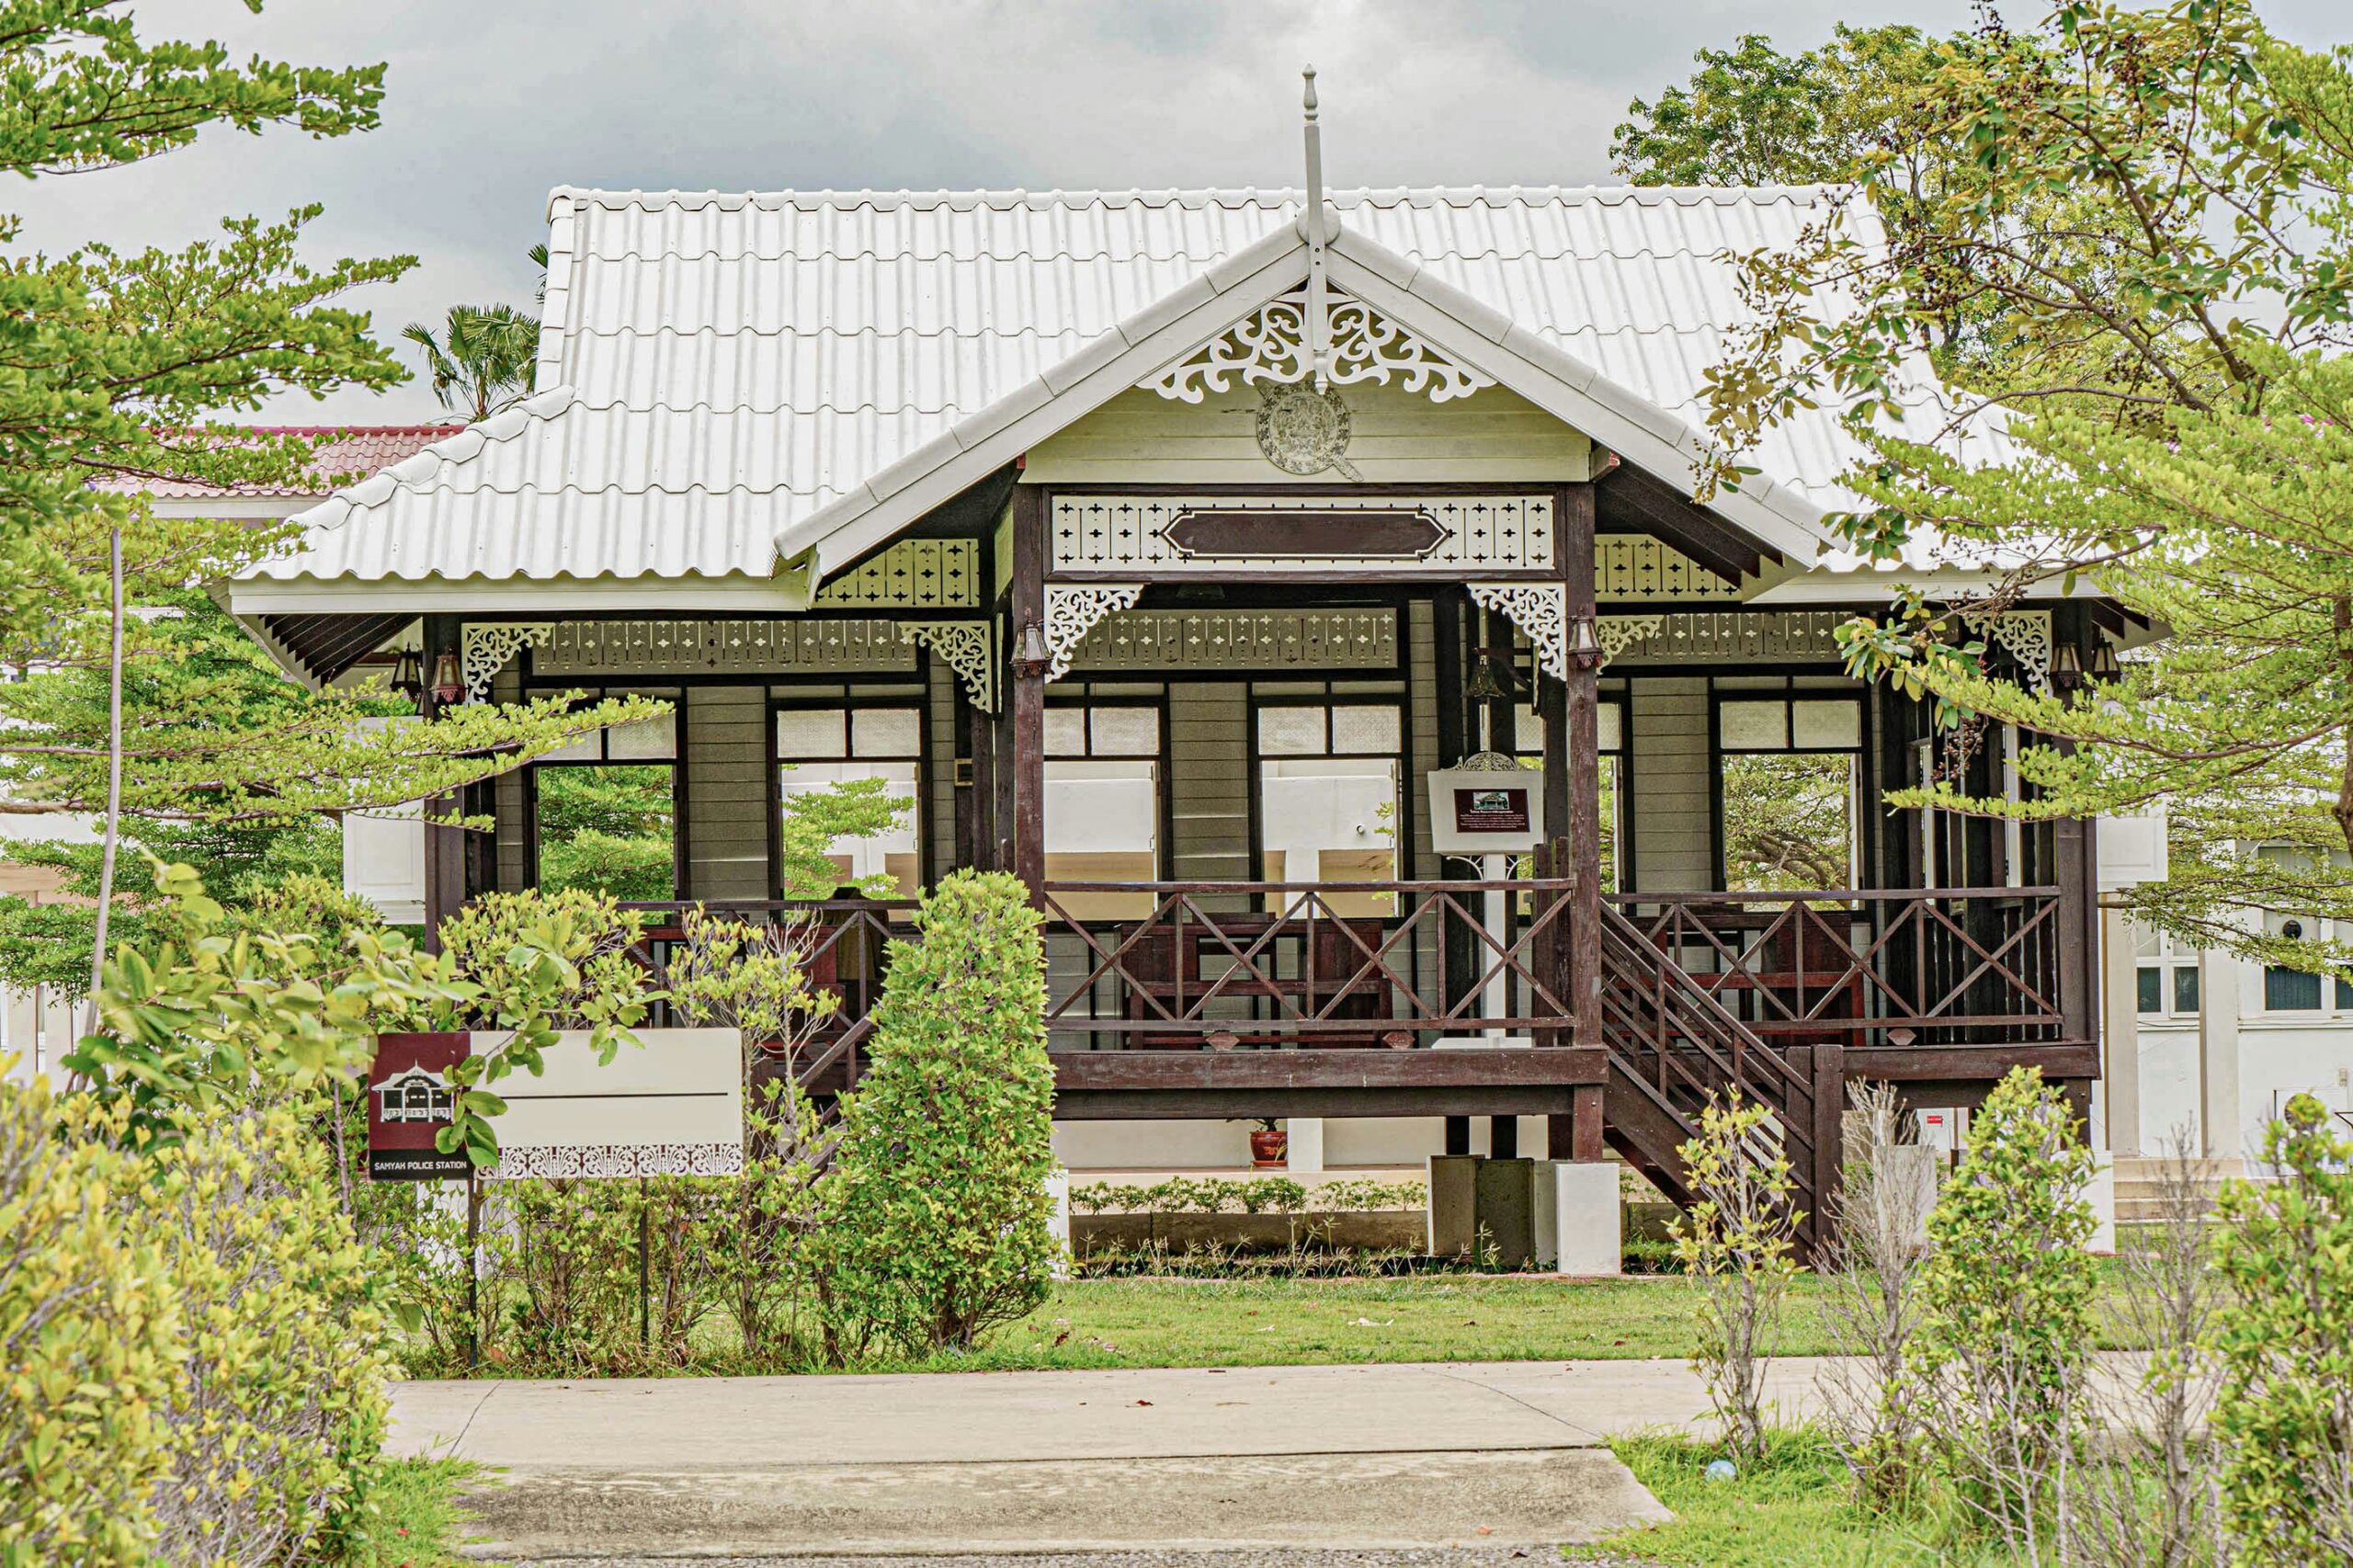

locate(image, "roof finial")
[[1301, 66, 1331, 389]]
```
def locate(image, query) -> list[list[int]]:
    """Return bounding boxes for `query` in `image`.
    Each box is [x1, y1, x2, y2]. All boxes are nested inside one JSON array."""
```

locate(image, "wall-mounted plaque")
[[1162, 506, 1446, 561]]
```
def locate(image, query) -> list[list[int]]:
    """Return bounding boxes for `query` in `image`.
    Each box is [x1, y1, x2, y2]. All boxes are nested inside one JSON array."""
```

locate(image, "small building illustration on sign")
[[376, 1067, 455, 1126]]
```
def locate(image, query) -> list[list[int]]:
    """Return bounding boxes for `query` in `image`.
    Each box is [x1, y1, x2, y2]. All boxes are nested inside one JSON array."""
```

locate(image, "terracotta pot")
[[1249, 1128, 1289, 1168]]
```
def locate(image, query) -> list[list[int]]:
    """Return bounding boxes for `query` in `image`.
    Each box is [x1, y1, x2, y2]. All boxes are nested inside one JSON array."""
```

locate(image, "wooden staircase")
[[1595, 903, 1839, 1254]]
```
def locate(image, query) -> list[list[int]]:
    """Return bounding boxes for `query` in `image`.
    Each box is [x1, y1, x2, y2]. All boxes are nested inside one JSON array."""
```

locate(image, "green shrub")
[[711, 1079, 829, 1368], [0, 1077, 177, 1566], [1913, 1065, 2096, 1551], [133, 1102, 393, 1565], [2212, 1092, 2353, 1562], [813, 870, 1059, 1357]]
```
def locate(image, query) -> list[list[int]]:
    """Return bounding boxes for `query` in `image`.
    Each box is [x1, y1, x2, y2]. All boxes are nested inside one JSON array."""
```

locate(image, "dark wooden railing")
[[1602, 886, 2074, 1050], [1039, 879, 1577, 1049]]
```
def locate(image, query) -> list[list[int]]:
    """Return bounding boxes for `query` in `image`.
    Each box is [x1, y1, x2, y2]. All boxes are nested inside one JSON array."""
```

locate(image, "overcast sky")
[[18, 0, 2347, 423]]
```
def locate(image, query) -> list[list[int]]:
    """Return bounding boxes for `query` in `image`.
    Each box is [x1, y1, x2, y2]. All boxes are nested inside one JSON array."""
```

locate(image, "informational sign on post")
[[475, 1028, 745, 1180], [1426, 765, 1546, 854], [365, 1031, 473, 1181]]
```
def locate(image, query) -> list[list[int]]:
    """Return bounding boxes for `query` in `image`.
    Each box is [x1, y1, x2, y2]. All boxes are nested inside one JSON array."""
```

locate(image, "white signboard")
[[477, 1028, 744, 1180], [1426, 766, 1547, 854]]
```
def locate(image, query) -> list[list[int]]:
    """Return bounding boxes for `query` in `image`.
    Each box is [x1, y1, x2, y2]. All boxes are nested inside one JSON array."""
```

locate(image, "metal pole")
[[639, 1189, 652, 1348], [464, 1174, 482, 1376]]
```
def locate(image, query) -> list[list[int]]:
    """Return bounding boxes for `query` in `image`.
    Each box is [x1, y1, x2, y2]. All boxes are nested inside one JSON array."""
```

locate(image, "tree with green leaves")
[[0, 4, 664, 994], [1613, 26, 1943, 188], [1692, 0, 2353, 965], [403, 301, 539, 421]]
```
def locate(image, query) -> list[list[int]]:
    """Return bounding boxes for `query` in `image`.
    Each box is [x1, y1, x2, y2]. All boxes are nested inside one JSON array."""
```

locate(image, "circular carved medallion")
[[1256, 382, 1353, 476]]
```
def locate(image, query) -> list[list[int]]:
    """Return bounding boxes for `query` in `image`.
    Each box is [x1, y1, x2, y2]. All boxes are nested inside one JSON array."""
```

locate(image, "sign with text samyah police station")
[[1425, 765, 1546, 854], [366, 1032, 472, 1181]]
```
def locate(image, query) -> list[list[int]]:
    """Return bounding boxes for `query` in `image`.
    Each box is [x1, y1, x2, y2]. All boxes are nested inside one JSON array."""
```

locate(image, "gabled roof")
[[233, 186, 1987, 604]]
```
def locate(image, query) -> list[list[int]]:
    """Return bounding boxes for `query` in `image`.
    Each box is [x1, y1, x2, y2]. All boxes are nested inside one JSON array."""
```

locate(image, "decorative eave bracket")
[[1468, 582, 1569, 683], [905, 619, 997, 713], [462, 622, 554, 700], [1962, 608, 2053, 696], [1043, 584, 1144, 683]]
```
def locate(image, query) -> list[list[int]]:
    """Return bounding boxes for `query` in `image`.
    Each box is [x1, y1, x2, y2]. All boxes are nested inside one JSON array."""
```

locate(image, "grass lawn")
[[423, 1261, 2154, 1377], [1586, 1431, 2007, 1568], [929, 1274, 1824, 1370], [345, 1458, 485, 1566]]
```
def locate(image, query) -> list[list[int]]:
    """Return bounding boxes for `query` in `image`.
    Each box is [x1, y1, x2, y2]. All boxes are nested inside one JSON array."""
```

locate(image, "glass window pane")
[[1259, 756, 1399, 916], [1791, 699, 1862, 750], [2267, 966, 2324, 1011], [1089, 706, 1160, 756], [2337, 974, 2353, 1011], [1259, 706, 1326, 756], [853, 708, 920, 758], [1721, 753, 1854, 892], [1331, 704, 1401, 755], [1597, 701, 1622, 754], [777, 708, 847, 760], [2173, 965, 2200, 1014], [1046, 759, 1160, 919], [2137, 967, 2163, 1014], [1720, 699, 1789, 751], [778, 759, 919, 898], [606, 711, 676, 761], [535, 765, 675, 901], [540, 730, 602, 766], [1044, 708, 1086, 757]]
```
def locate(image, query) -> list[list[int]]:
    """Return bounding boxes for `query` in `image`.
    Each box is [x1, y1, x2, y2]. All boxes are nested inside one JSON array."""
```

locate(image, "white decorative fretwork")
[[1042, 584, 1143, 683], [904, 619, 996, 712], [1051, 492, 1552, 574], [1069, 609, 1399, 673], [1597, 537, 1740, 600], [461, 622, 554, 700], [532, 619, 919, 677], [1468, 582, 1570, 683], [1596, 615, 1667, 665], [1587, 610, 1853, 665], [481, 1142, 745, 1181], [1147, 289, 1495, 405], [1963, 609, 2053, 695], [812, 539, 981, 609]]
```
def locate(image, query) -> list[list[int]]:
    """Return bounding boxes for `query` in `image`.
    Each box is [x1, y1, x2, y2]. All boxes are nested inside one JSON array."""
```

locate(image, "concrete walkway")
[[391, 1358, 1835, 1557]]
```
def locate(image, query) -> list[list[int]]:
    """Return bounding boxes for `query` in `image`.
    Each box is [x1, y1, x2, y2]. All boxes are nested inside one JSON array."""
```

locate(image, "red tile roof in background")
[[137, 426, 463, 498]]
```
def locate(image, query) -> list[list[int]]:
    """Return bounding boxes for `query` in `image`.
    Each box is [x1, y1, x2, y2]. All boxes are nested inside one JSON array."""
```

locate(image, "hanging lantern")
[[429, 651, 464, 707], [389, 647, 423, 702]]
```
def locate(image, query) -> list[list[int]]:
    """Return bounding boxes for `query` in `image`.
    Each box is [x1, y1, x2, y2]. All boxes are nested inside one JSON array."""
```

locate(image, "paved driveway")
[[393, 1358, 1842, 1556]]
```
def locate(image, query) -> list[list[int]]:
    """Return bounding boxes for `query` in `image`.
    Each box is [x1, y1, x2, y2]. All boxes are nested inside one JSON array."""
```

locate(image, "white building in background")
[[0, 427, 457, 1086], [2100, 835, 2353, 1165]]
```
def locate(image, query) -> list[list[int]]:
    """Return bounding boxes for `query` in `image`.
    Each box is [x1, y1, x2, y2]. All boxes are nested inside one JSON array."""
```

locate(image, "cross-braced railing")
[[1603, 886, 2072, 1049], [1039, 878, 1578, 1048]]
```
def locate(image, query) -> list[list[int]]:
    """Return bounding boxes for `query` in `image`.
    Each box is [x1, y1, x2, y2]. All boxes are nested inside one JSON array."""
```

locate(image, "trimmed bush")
[[2212, 1093, 2353, 1562], [0, 1078, 177, 1566], [1673, 1090, 1801, 1467], [813, 870, 1059, 1356], [133, 1103, 393, 1565]]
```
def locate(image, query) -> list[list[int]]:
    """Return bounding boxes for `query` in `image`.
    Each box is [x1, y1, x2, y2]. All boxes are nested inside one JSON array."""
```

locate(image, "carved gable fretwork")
[[1042, 584, 1143, 683], [1051, 492, 1553, 574], [1146, 288, 1495, 405], [1963, 609, 2053, 696], [812, 540, 981, 609]]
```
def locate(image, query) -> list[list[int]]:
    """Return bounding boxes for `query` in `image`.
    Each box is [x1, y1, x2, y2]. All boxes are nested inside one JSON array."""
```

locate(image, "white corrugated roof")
[[239, 185, 1982, 597]]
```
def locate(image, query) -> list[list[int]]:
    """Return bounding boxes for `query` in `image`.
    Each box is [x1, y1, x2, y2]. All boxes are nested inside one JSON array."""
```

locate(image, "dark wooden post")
[[1009, 484, 1047, 903], [420, 613, 465, 953], [2054, 813, 2094, 1046], [1804, 1042, 1847, 1260], [1561, 483, 1603, 1048]]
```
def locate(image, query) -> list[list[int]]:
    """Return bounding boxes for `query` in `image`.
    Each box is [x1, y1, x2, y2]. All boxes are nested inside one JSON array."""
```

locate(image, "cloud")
[[6, 0, 2344, 422]]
